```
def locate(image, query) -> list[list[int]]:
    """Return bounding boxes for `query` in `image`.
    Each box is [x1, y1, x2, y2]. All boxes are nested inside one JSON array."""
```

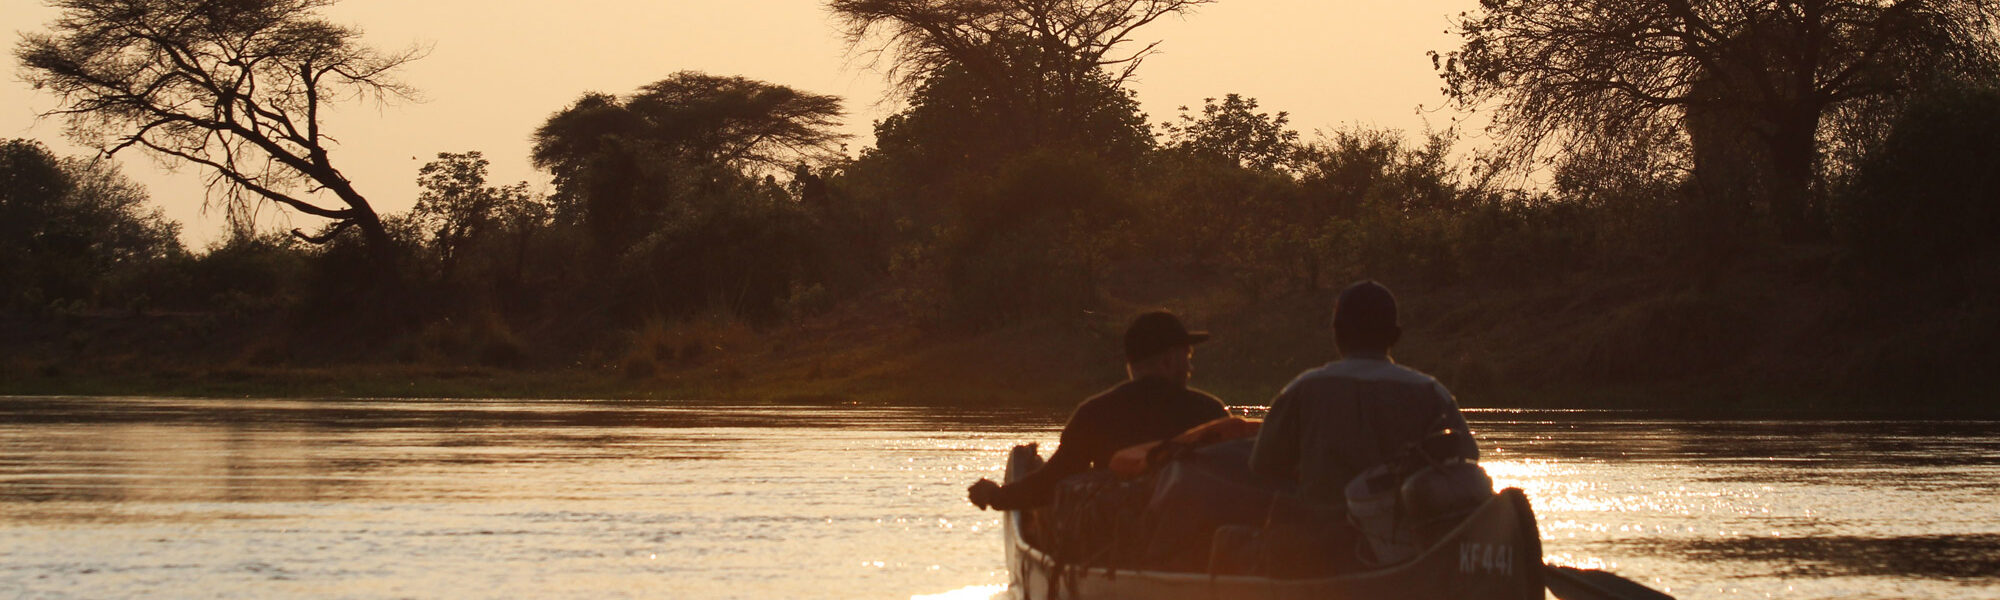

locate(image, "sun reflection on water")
[[4, 399, 1996, 599], [910, 584, 1007, 600], [1542, 553, 1613, 570]]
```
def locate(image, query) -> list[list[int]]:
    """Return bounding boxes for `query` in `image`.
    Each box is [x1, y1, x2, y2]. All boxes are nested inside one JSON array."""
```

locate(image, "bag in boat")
[[1039, 470, 1154, 568], [1138, 439, 1279, 571], [1346, 426, 1493, 567]]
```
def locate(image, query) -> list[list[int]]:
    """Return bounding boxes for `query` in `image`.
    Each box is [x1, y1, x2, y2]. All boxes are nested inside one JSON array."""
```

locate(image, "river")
[[0, 397, 1995, 599]]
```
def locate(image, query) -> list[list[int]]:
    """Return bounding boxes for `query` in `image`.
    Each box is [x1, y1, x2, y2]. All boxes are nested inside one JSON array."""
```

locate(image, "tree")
[[1436, 0, 2000, 239], [623, 73, 848, 171], [410, 151, 543, 280], [872, 60, 1153, 175], [1841, 80, 2000, 277], [1298, 128, 1457, 219], [531, 73, 845, 251], [17, 0, 423, 250], [1160, 94, 1303, 172], [0, 138, 182, 309], [0, 139, 76, 307], [831, 0, 1211, 143]]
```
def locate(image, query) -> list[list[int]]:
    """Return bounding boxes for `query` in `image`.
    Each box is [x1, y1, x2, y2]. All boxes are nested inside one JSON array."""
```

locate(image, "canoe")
[[1001, 443, 1546, 600]]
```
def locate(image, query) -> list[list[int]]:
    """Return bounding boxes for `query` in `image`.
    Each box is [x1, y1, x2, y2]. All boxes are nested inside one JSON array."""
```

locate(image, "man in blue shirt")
[[1250, 280, 1478, 508]]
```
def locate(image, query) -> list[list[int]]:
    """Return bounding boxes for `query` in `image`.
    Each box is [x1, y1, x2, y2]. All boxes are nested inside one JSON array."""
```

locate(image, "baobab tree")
[[1436, 0, 2000, 239]]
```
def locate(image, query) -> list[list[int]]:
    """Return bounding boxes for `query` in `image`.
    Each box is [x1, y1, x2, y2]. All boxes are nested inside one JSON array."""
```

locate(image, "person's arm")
[[1434, 382, 1479, 462], [970, 407, 1099, 511], [1249, 387, 1302, 482]]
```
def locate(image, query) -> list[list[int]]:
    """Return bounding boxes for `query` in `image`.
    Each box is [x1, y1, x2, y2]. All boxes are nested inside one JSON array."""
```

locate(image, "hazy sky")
[[2, 0, 1478, 246]]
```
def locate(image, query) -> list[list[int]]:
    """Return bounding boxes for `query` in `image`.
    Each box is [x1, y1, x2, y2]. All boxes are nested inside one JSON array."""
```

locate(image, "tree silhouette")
[[17, 0, 423, 251], [873, 60, 1151, 174], [626, 73, 848, 171], [530, 72, 845, 252], [0, 138, 182, 308], [1160, 94, 1303, 172], [1842, 81, 2000, 277], [1436, 0, 2000, 239], [831, 0, 1211, 143], [411, 152, 541, 281]]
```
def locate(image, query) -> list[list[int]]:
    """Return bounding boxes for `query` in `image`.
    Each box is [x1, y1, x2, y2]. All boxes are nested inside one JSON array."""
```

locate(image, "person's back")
[[1250, 281, 1478, 507], [1252, 355, 1472, 506]]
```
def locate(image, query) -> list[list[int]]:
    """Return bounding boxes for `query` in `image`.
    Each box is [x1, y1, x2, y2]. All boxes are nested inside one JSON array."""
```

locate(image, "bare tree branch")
[[17, 0, 424, 251]]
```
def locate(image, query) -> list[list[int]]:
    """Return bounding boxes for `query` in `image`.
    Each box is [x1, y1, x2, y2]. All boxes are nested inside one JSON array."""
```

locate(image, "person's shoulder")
[[1074, 379, 1140, 414], [1372, 363, 1456, 405], [1334, 359, 1443, 388], [1383, 362, 1443, 386], [1276, 360, 1446, 396], [1185, 386, 1224, 402], [1183, 386, 1227, 408], [1085, 378, 1145, 402], [1278, 362, 1347, 392]]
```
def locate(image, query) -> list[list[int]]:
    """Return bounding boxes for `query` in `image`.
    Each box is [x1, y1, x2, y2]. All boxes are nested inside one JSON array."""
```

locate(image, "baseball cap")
[[1333, 280, 1399, 333], [1124, 311, 1210, 361]]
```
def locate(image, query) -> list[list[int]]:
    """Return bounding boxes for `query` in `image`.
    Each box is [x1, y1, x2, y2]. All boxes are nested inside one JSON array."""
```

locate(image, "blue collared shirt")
[[1250, 356, 1478, 506]]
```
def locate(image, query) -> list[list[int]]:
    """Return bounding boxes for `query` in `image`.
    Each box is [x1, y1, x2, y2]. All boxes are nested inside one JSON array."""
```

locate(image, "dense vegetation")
[[6, 0, 1998, 409]]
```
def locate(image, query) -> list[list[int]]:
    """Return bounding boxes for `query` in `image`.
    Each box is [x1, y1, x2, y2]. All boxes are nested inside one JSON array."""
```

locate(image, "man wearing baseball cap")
[[967, 310, 1229, 511]]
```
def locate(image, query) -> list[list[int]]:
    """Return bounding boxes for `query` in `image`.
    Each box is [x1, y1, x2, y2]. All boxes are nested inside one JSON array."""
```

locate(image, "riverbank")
[[5, 244, 1991, 412]]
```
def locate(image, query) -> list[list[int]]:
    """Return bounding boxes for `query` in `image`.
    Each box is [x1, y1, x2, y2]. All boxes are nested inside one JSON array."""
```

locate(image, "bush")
[[0, 139, 184, 311], [182, 234, 310, 315], [614, 174, 826, 322], [1837, 81, 2000, 282], [936, 150, 1122, 329]]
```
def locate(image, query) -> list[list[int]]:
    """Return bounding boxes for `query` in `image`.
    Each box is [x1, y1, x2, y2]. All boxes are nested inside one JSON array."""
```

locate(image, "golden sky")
[[2, 0, 1476, 246]]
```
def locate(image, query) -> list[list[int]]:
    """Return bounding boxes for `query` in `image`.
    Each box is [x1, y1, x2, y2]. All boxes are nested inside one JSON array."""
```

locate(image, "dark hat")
[[1333, 280, 1399, 332], [1124, 310, 1210, 361]]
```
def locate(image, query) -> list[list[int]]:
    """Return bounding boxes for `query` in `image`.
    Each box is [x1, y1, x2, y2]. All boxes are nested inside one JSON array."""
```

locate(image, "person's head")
[[1123, 310, 1208, 385], [1333, 280, 1400, 357]]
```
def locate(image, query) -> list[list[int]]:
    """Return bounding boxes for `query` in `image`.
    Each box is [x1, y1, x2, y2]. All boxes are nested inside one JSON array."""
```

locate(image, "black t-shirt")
[[988, 376, 1228, 510]]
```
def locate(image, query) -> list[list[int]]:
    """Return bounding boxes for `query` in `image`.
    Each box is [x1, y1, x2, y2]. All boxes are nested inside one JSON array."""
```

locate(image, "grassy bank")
[[7, 245, 1990, 414]]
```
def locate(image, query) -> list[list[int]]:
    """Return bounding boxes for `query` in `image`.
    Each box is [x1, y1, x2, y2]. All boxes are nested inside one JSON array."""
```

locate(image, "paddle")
[[1544, 564, 1676, 600]]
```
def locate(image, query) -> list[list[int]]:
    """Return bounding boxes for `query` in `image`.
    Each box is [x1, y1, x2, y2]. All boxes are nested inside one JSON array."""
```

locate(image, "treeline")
[[0, 139, 182, 313], [9, 80, 1997, 360], [6, 0, 2000, 399]]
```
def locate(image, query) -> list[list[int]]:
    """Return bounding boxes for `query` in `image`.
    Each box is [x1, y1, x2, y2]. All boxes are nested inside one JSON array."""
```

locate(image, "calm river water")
[[0, 396, 1996, 599]]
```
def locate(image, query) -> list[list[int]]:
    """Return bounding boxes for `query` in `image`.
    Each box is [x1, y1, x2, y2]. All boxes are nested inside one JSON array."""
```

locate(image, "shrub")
[[1837, 81, 2000, 282]]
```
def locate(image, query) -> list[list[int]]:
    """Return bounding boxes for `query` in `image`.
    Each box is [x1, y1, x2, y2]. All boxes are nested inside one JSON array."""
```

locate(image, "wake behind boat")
[[999, 444, 1670, 600]]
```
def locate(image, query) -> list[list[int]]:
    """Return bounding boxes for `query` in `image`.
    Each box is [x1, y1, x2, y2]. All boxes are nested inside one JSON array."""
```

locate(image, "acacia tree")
[[530, 72, 846, 252], [872, 59, 1153, 175], [830, 0, 1212, 142], [17, 0, 422, 251], [1436, 0, 2000, 239], [624, 73, 848, 170]]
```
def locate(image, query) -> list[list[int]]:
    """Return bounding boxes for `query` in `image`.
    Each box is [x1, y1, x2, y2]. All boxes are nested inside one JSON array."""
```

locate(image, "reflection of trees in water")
[[0, 421, 330, 505], [0, 397, 1057, 430], [0, 397, 1064, 507]]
